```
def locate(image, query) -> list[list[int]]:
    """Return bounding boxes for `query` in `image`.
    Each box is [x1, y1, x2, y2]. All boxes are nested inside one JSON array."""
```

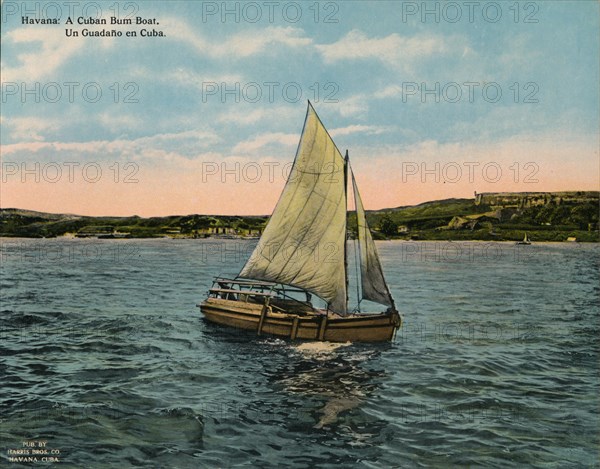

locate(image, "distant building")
[[475, 191, 598, 208]]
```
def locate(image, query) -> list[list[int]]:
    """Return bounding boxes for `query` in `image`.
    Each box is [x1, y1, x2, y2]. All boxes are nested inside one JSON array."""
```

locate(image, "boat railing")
[[215, 277, 276, 287], [209, 288, 275, 297], [209, 277, 319, 312], [214, 277, 314, 296]]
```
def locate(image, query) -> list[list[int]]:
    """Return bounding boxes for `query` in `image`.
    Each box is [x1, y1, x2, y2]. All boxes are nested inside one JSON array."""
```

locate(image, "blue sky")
[[1, 1, 599, 216]]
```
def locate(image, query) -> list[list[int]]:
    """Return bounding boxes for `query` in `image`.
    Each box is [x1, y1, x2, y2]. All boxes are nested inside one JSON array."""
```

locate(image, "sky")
[[1, 0, 599, 216]]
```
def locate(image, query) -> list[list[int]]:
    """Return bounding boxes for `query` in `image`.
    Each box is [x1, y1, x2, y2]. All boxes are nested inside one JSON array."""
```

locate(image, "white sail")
[[351, 169, 394, 308], [239, 103, 348, 313]]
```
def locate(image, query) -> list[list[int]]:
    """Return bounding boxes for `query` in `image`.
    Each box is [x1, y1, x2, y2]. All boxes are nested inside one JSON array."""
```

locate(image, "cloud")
[[3, 117, 60, 141], [217, 108, 268, 125], [498, 33, 542, 70], [1, 27, 82, 82], [216, 105, 297, 126], [165, 20, 312, 58], [1, 129, 222, 164], [218, 26, 312, 56], [231, 132, 297, 154], [323, 94, 369, 118], [315, 30, 453, 68], [2, 19, 311, 84], [1, 24, 117, 82], [97, 113, 142, 134], [330, 125, 393, 137], [163, 68, 245, 89], [229, 123, 394, 156], [373, 85, 402, 99]]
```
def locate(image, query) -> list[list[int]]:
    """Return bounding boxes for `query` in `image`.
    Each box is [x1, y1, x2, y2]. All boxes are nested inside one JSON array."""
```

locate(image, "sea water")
[[1, 238, 598, 467]]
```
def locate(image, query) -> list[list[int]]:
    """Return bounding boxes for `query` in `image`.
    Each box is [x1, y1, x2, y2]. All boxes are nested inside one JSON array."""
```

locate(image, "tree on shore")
[[379, 216, 398, 237]]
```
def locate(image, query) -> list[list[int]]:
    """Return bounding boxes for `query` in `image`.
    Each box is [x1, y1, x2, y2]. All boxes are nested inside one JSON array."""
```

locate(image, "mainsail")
[[351, 169, 395, 308], [239, 102, 348, 313]]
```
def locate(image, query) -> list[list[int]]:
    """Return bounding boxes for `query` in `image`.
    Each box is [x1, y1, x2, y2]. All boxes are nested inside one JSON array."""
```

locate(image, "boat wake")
[[294, 341, 352, 358], [314, 396, 362, 429]]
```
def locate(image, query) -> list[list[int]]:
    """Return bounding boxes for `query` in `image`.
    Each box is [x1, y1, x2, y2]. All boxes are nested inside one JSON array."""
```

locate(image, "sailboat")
[[516, 233, 531, 245], [199, 102, 401, 342]]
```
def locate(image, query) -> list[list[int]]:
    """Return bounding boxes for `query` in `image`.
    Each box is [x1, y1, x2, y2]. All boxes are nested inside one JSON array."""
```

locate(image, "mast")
[[352, 164, 363, 313], [343, 150, 349, 314], [351, 165, 397, 313]]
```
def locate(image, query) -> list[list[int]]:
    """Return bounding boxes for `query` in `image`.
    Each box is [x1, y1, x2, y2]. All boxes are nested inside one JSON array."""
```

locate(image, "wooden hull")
[[199, 298, 401, 343]]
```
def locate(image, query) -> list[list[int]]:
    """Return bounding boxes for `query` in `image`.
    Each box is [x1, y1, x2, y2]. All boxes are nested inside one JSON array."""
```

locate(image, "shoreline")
[[2, 192, 597, 242], [0, 234, 596, 243]]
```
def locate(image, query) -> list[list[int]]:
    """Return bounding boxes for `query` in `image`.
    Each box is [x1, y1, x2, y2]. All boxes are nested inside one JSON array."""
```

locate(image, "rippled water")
[[1, 238, 598, 468]]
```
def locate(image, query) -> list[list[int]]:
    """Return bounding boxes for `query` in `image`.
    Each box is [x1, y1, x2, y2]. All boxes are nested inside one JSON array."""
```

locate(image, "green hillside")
[[0, 210, 268, 239], [1, 191, 598, 242], [359, 191, 599, 242]]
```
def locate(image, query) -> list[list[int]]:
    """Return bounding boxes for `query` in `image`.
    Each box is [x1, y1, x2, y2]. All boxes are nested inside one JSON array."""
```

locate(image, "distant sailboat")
[[516, 233, 531, 245], [199, 102, 401, 342]]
